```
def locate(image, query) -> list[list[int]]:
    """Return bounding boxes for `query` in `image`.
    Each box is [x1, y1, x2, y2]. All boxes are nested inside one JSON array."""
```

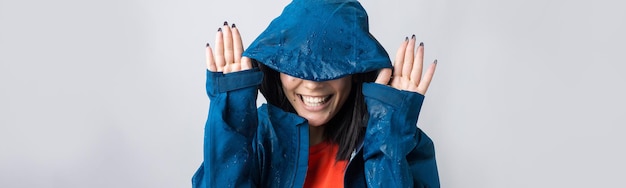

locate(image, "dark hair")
[[258, 63, 378, 160]]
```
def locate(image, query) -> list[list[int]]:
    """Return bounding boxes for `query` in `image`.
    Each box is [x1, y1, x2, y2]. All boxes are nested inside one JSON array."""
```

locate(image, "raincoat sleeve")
[[192, 69, 263, 188], [361, 83, 440, 188]]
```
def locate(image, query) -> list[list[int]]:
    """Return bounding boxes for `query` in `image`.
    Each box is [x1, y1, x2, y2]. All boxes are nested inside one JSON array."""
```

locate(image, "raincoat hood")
[[242, 0, 392, 81]]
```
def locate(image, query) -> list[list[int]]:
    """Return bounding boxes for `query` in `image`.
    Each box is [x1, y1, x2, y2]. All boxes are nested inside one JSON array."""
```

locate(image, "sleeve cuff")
[[206, 68, 263, 95], [362, 83, 425, 110]]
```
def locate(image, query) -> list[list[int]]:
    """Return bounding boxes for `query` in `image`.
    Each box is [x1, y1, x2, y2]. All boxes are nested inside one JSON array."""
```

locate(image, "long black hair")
[[258, 63, 378, 160]]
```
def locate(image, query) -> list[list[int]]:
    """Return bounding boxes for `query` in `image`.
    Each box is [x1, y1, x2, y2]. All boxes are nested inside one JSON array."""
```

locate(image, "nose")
[[302, 80, 324, 90]]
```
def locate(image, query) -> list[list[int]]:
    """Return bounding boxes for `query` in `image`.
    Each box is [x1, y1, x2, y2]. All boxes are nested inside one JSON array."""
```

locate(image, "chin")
[[301, 114, 331, 127], [307, 121, 327, 127]]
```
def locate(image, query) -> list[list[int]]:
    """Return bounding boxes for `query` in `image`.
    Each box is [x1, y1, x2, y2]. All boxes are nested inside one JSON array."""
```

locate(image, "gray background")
[[1, 0, 625, 187]]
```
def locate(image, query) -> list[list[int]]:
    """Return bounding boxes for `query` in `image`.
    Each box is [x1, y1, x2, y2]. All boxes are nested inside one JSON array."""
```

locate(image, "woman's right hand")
[[206, 21, 253, 73]]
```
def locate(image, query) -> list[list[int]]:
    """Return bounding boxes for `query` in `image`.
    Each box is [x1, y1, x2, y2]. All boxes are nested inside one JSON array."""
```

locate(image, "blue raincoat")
[[192, 69, 439, 187], [193, 0, 439, 187]]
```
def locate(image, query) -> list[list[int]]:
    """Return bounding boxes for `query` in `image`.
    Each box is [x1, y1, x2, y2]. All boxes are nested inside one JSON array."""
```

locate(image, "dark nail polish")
[[206, 43, 210, 47], [223, 21, 228, 26], [217, 27, 222, 32], [434, 59, 438, 64], [405, 36, 409, 41], [231, 23, 236, 28], [411, 34, 416, 39], [419, 42, 424, 46]]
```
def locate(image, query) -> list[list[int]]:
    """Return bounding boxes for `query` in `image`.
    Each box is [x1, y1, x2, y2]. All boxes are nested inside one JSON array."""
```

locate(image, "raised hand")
[[375, 35, 437, 95], [206, 21, 253, 73]]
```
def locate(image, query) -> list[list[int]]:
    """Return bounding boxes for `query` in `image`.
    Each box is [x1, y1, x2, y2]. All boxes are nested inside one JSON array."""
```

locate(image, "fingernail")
[[419, 42, 424, 46], [411, 34, 416, 39], [223, 21, 228, 26], [206, 43, 210, 47], [434, 59, 438, 64], [231, 23, 236, 28], [405, 36, 409, 41], [217, 27, 222, 32]]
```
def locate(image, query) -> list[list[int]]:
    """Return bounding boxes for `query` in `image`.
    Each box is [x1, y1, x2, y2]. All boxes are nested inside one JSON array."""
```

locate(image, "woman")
[[193, 0, 439, 187]]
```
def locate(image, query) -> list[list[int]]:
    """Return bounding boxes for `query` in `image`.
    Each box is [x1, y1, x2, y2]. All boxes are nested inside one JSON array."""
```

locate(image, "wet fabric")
[[242, 0, 392, 81], [192, 69, 440, 187]]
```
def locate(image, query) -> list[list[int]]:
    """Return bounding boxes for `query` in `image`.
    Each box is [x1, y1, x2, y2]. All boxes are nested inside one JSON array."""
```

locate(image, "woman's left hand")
[[375, 35, 437, 95]]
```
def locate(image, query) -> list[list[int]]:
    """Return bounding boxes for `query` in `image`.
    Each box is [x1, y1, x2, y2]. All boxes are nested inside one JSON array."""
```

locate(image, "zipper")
[[343, 141, 364, 186]]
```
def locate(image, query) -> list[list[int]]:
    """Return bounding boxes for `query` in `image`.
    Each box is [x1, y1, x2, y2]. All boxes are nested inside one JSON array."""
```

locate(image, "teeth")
[[302, 95, 328, 106]]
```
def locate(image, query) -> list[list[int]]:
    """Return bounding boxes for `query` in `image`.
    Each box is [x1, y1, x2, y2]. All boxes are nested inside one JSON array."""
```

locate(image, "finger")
[[231, 59, 241, 72], [394, 37, 409, 78], [215, 27, 225, 72], [410, 42, 424, 84], [206, 43, 217, 72], [402, 35, 416, 77], [375, 68, 392, 85], [222, 21, 234, 65], [241, 57, 252, 70], [223, 62, 232, 74], [231, 24, 243, 64], [416, 60, 437, 95]]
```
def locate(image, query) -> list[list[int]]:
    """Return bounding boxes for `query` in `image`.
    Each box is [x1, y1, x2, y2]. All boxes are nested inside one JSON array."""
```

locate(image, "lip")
[[297, 94, 332, 112]]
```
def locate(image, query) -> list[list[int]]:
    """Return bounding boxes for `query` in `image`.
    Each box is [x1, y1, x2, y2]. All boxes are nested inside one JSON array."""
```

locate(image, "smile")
[[299, 95, 332, 107]]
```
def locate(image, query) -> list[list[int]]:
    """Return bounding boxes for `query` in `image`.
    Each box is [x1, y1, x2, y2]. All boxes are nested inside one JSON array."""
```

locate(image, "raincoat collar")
[[264, 103, 307, 127]]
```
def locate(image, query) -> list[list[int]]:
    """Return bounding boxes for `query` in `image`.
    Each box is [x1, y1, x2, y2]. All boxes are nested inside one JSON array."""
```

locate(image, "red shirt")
[[304, 141, 348, 188]]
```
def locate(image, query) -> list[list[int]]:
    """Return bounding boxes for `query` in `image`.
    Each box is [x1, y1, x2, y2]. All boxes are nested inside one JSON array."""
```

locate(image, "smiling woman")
[[193, 0, 439, 187], [279, 73, 352, 128]]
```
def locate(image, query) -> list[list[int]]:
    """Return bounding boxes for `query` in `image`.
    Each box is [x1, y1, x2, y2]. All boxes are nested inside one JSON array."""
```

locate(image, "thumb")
[[374, 68, 392, 85]]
